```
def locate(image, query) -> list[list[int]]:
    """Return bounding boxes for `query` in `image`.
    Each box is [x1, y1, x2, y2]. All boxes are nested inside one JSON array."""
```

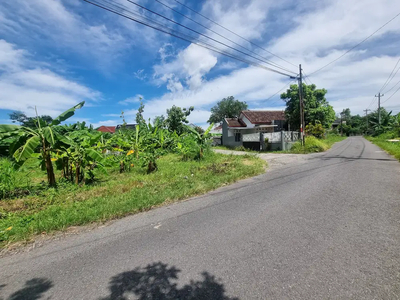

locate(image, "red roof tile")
[[225, 118, 246, 127], [241, 110, 285, 124], [97, 126, 116, 133]]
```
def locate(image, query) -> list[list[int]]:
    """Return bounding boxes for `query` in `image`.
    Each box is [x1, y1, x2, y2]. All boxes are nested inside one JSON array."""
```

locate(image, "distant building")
[[210, 124, 222, 135], [222, 110, 286, 149], [116, 123, 138, 131], [96, 126, 116, 134]]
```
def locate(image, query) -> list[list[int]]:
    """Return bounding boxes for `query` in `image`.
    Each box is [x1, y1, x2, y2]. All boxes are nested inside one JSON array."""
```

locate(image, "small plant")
[[234, 145, 247, 151]]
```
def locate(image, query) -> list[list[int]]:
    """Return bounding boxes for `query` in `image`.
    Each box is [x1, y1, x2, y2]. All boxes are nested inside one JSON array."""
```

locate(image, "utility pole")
[[375, 93, 384, 126], [298, 64, 305, 145], [363, 109, 371, 132]]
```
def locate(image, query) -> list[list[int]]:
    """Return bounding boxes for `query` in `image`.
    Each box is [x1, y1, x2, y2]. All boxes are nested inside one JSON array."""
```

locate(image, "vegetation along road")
[[1, 136, 400, 299]]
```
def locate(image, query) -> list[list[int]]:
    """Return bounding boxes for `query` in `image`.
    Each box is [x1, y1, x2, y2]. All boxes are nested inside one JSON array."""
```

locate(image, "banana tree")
[[0, 102, 85, 186], [186, 123, 214, 159], [59, 131, 107, 184]]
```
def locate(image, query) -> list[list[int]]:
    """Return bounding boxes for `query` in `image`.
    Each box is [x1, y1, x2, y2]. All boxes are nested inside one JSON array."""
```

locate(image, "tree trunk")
[[120, 161, 124, 173], [44, 148, 56, 187], [75, 163, 80, 185]]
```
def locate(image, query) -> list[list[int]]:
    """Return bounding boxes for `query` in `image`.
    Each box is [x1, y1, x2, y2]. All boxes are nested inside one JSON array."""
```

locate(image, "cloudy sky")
[[0, 0, 399, 128]]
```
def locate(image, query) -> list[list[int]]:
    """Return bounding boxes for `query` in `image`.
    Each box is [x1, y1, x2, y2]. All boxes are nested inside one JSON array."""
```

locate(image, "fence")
[[262, 131, 299, 151]]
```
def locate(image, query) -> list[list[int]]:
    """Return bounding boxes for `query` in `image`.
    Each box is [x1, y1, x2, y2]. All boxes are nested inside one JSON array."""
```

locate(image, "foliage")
[[208, 96, 248, 124], [2, 102, 86, 187], [165, 105, 194, 135], [9, 111, 53, 128], [153, 115, 166, 128], [305, 122, 325, 138], [0, 158, 18, 199], [290, 135, 345, 154], [281, 83, 336, 129], [136, 98, 146, 125]]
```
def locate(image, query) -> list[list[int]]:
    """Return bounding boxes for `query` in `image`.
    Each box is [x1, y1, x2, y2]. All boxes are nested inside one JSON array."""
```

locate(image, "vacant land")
[[0, 153, 265, 247]]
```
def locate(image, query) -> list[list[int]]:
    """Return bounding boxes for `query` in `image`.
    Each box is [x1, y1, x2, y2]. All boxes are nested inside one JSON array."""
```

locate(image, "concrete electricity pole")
[[363, 108, 371, 132], [298, 64, 305, 145], [375, 93, 384, 125]]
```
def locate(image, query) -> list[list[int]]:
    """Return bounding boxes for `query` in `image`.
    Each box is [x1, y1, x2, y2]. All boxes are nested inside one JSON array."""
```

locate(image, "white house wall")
[[240, 115, 254, 128]]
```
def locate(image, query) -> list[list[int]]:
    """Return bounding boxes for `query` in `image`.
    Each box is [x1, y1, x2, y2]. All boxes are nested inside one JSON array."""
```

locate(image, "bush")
[[305, 122, 325, 138], [290, 136, 328, 153], [0, 158, 18, 199]]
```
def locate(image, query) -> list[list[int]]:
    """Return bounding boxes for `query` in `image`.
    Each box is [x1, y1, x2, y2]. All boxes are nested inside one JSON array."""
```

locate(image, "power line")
[[264, 79, 298, 106], [379, 58, 400, 92], [83, 0, 295, 77], [154, 0, 296, 74], [382, 85, 400, 104], [308, 11, 400, 76], [382, 64, 400, 93], [384, 78, 400, 94], [172, 0, 297, 68], [126, 0, 297, 75]]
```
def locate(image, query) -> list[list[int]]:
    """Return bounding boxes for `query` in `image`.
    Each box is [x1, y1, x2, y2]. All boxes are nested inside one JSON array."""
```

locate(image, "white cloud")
[[136, 0, 400, 122], [154, 44, 218, 91], [118, 94, 144, 105], [0, 40, 101, 117]]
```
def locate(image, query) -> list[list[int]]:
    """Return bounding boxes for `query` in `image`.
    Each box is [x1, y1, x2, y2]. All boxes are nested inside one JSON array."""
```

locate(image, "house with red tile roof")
[[222, 110, 286, 149], [96, 126, 116, 134]]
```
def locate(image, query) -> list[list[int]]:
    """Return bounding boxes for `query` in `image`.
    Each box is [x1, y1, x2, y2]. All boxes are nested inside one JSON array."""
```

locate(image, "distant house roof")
[[213, 125, 222, 131], [225, 118, 247, 127], [241, 110, 285, 124], [97, 126, 116, 133]]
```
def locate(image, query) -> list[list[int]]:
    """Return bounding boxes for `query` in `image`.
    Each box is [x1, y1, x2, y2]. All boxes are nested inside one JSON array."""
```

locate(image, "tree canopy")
[[165, 105, 194, 135], [208, 96, 248, 124], [281, 83, 335, 129], [9, 111, 53, 128]]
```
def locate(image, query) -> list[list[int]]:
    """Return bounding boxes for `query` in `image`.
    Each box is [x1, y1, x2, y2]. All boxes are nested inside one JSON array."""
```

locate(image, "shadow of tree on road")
[[7, 278, 53, 300], [101, 262, 238, 300]]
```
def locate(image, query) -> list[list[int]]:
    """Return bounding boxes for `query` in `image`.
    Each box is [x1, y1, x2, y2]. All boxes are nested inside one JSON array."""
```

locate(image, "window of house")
[[235, 132, 241, 142]]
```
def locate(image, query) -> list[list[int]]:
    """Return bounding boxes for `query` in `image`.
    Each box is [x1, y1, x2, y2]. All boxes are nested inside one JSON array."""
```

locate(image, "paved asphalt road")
[[1, 137, 400, 299]]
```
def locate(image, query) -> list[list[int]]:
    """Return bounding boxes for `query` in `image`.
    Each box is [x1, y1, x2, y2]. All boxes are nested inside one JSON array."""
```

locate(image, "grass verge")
[[0, 153, 265, 247], [365, 135, 400, 161], [288, 135, 347, 154]]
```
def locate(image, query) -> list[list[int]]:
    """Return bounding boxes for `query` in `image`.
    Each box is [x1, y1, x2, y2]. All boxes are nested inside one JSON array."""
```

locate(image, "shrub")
[[305, 122, 325, 138], [290, 136, 328, 153]]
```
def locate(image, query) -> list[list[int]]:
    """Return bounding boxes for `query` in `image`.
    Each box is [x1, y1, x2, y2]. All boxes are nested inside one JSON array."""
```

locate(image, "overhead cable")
[[172, 0, 297, 68], [308, 11, 400, 76], [83, 0, 295, 77]]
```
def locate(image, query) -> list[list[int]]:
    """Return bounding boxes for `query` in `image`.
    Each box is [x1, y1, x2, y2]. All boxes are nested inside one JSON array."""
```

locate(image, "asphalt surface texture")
[[1, 137, 400, 299]]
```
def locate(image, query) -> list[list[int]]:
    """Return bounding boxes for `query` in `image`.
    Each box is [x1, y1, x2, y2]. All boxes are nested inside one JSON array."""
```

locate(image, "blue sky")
[[0, 0, 399, 128]]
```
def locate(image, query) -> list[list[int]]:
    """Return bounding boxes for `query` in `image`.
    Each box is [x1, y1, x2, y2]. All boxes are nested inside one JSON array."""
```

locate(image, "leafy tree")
[[281, 84, 336, 129], [208, 96, 248, 124], [9, 111, 53, 128], [165, 105, 194, 135], [341, 108, 351, 121]]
